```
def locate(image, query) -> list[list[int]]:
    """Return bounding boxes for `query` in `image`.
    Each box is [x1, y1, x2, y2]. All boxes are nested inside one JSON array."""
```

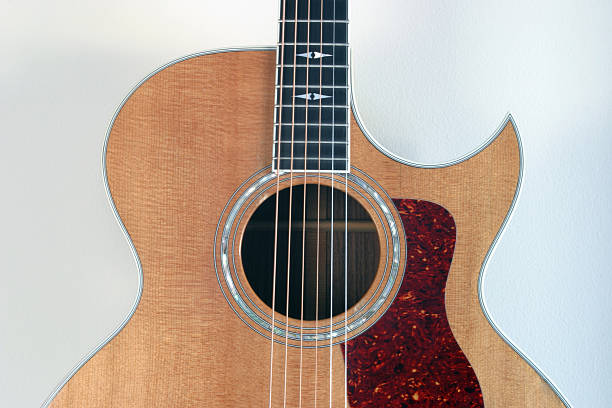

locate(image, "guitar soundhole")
[[242, 184, 380, 321]]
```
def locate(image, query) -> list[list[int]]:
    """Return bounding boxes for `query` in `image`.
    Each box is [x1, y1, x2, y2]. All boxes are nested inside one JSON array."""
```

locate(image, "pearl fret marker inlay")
[[297, 51, 332, 59], [295, 93, 332, 101]]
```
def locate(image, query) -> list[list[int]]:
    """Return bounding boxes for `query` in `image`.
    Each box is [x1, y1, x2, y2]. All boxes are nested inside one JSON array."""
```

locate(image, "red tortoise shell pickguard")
[[341, 199, 483, 407]]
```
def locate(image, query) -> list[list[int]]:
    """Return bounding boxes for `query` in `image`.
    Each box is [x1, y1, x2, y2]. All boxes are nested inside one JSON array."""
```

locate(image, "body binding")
[[48, 49, 564, 407]]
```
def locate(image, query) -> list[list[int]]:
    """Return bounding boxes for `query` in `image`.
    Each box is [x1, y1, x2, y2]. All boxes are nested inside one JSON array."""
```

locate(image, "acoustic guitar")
[[48, 0, 567, 406]]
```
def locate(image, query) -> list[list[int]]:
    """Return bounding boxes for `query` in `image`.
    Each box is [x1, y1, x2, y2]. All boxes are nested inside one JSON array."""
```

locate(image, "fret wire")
[[278, 42, 349, 46], [275, 105, 350, 108], [276, 141, 348, 144], [271, 168, 350, 170], [276, 45, 348, 51], [276, 85, 348, 89], [274, 123, 348, 126], [277, 43, 348, 46], [276, 64, 349, 69], [279, 19, 350, 23], [277, 66, 348, 71], [277, 44, 348, 47], [273, 157, 349, 161]]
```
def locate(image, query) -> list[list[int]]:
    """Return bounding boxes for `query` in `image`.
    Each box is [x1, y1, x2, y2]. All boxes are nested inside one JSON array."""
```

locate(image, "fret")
[[273, 158, 349, 172], [277, 44, 348, 66], [276, 85, 348, 89], [278, 66, 348, 87], [274, 123, 348, 127], [276, 105, 349, 108], [274, 124, 347, 142], [274, 123, 349, 127], [280, 0, 348, 21], [279, 42, 349, 46], [277, 140, 349, 144], [276, 64, 349, 68], [279, 21, 348, 44], [275, 106, 348, 125], [279, 20, 350, 23], [274, 141, 347, 158]]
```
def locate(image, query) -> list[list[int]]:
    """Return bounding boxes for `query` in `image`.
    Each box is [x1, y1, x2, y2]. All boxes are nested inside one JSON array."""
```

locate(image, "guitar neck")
[[273, 0, 350, 173]]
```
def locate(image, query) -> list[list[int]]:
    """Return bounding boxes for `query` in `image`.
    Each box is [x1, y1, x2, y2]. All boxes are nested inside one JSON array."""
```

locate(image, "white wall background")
[[1, 1, 610, 407]]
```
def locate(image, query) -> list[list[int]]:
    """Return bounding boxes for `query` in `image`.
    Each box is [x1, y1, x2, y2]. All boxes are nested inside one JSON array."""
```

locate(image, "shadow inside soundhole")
[[242, 184, 380, 321]]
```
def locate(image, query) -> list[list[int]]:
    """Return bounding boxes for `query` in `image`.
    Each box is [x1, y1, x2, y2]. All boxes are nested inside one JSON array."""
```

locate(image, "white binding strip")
[[39, 45, 572, 408]]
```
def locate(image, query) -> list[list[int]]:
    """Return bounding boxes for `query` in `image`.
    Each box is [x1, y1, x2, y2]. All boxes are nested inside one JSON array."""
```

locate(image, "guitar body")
[[49, 50, 563, 407]]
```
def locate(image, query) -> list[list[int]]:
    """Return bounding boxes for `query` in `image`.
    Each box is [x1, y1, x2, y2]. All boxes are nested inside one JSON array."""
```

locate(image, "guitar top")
[[48, 1, 566, 406]]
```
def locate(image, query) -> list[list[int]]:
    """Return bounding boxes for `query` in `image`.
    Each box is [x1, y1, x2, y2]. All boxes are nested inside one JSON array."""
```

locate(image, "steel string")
[[282, 1, 300, 407], [314, 1, 324, 407], [269, 0, 289, 406], [328, 1, 338, 406], [298, 0, 313, 407]]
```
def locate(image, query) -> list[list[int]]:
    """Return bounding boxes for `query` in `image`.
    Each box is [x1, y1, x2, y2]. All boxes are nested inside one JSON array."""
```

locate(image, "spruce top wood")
[[47, 1, 567, 406]]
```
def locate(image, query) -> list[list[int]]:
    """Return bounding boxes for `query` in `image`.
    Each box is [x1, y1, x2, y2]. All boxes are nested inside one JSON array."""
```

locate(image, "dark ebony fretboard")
[[273, 0, 349, 172]]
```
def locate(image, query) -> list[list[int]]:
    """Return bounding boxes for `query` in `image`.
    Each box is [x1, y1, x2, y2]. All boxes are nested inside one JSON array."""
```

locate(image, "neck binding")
[[273, 0, 350, 173]]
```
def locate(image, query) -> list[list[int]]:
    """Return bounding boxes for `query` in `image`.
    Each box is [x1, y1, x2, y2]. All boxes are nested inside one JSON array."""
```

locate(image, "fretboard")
[[273, 0, 350, 172]]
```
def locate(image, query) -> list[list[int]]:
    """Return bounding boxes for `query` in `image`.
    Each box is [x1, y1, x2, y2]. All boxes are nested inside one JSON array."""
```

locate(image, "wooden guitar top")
[[49, 50, 564, 407]]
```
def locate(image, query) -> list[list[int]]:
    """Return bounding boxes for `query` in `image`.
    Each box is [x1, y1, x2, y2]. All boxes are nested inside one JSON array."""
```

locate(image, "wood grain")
[[49, 50, 563, 407]]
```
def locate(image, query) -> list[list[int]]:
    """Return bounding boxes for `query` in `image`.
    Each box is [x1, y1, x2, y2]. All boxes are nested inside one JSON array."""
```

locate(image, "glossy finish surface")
[[342, 199, 483, 407], [47, 50, 563, 407]]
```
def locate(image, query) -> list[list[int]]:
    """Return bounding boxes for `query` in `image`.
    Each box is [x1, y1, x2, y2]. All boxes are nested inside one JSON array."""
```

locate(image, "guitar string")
[[269, 0, 288, 406], [329, 1, 336, 407], [298, 0, 312, 406], [344, 120, 349, 407], [282, 1, 300, 407], [344, 3, 349, 405], [314, 0, 324, 406]]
